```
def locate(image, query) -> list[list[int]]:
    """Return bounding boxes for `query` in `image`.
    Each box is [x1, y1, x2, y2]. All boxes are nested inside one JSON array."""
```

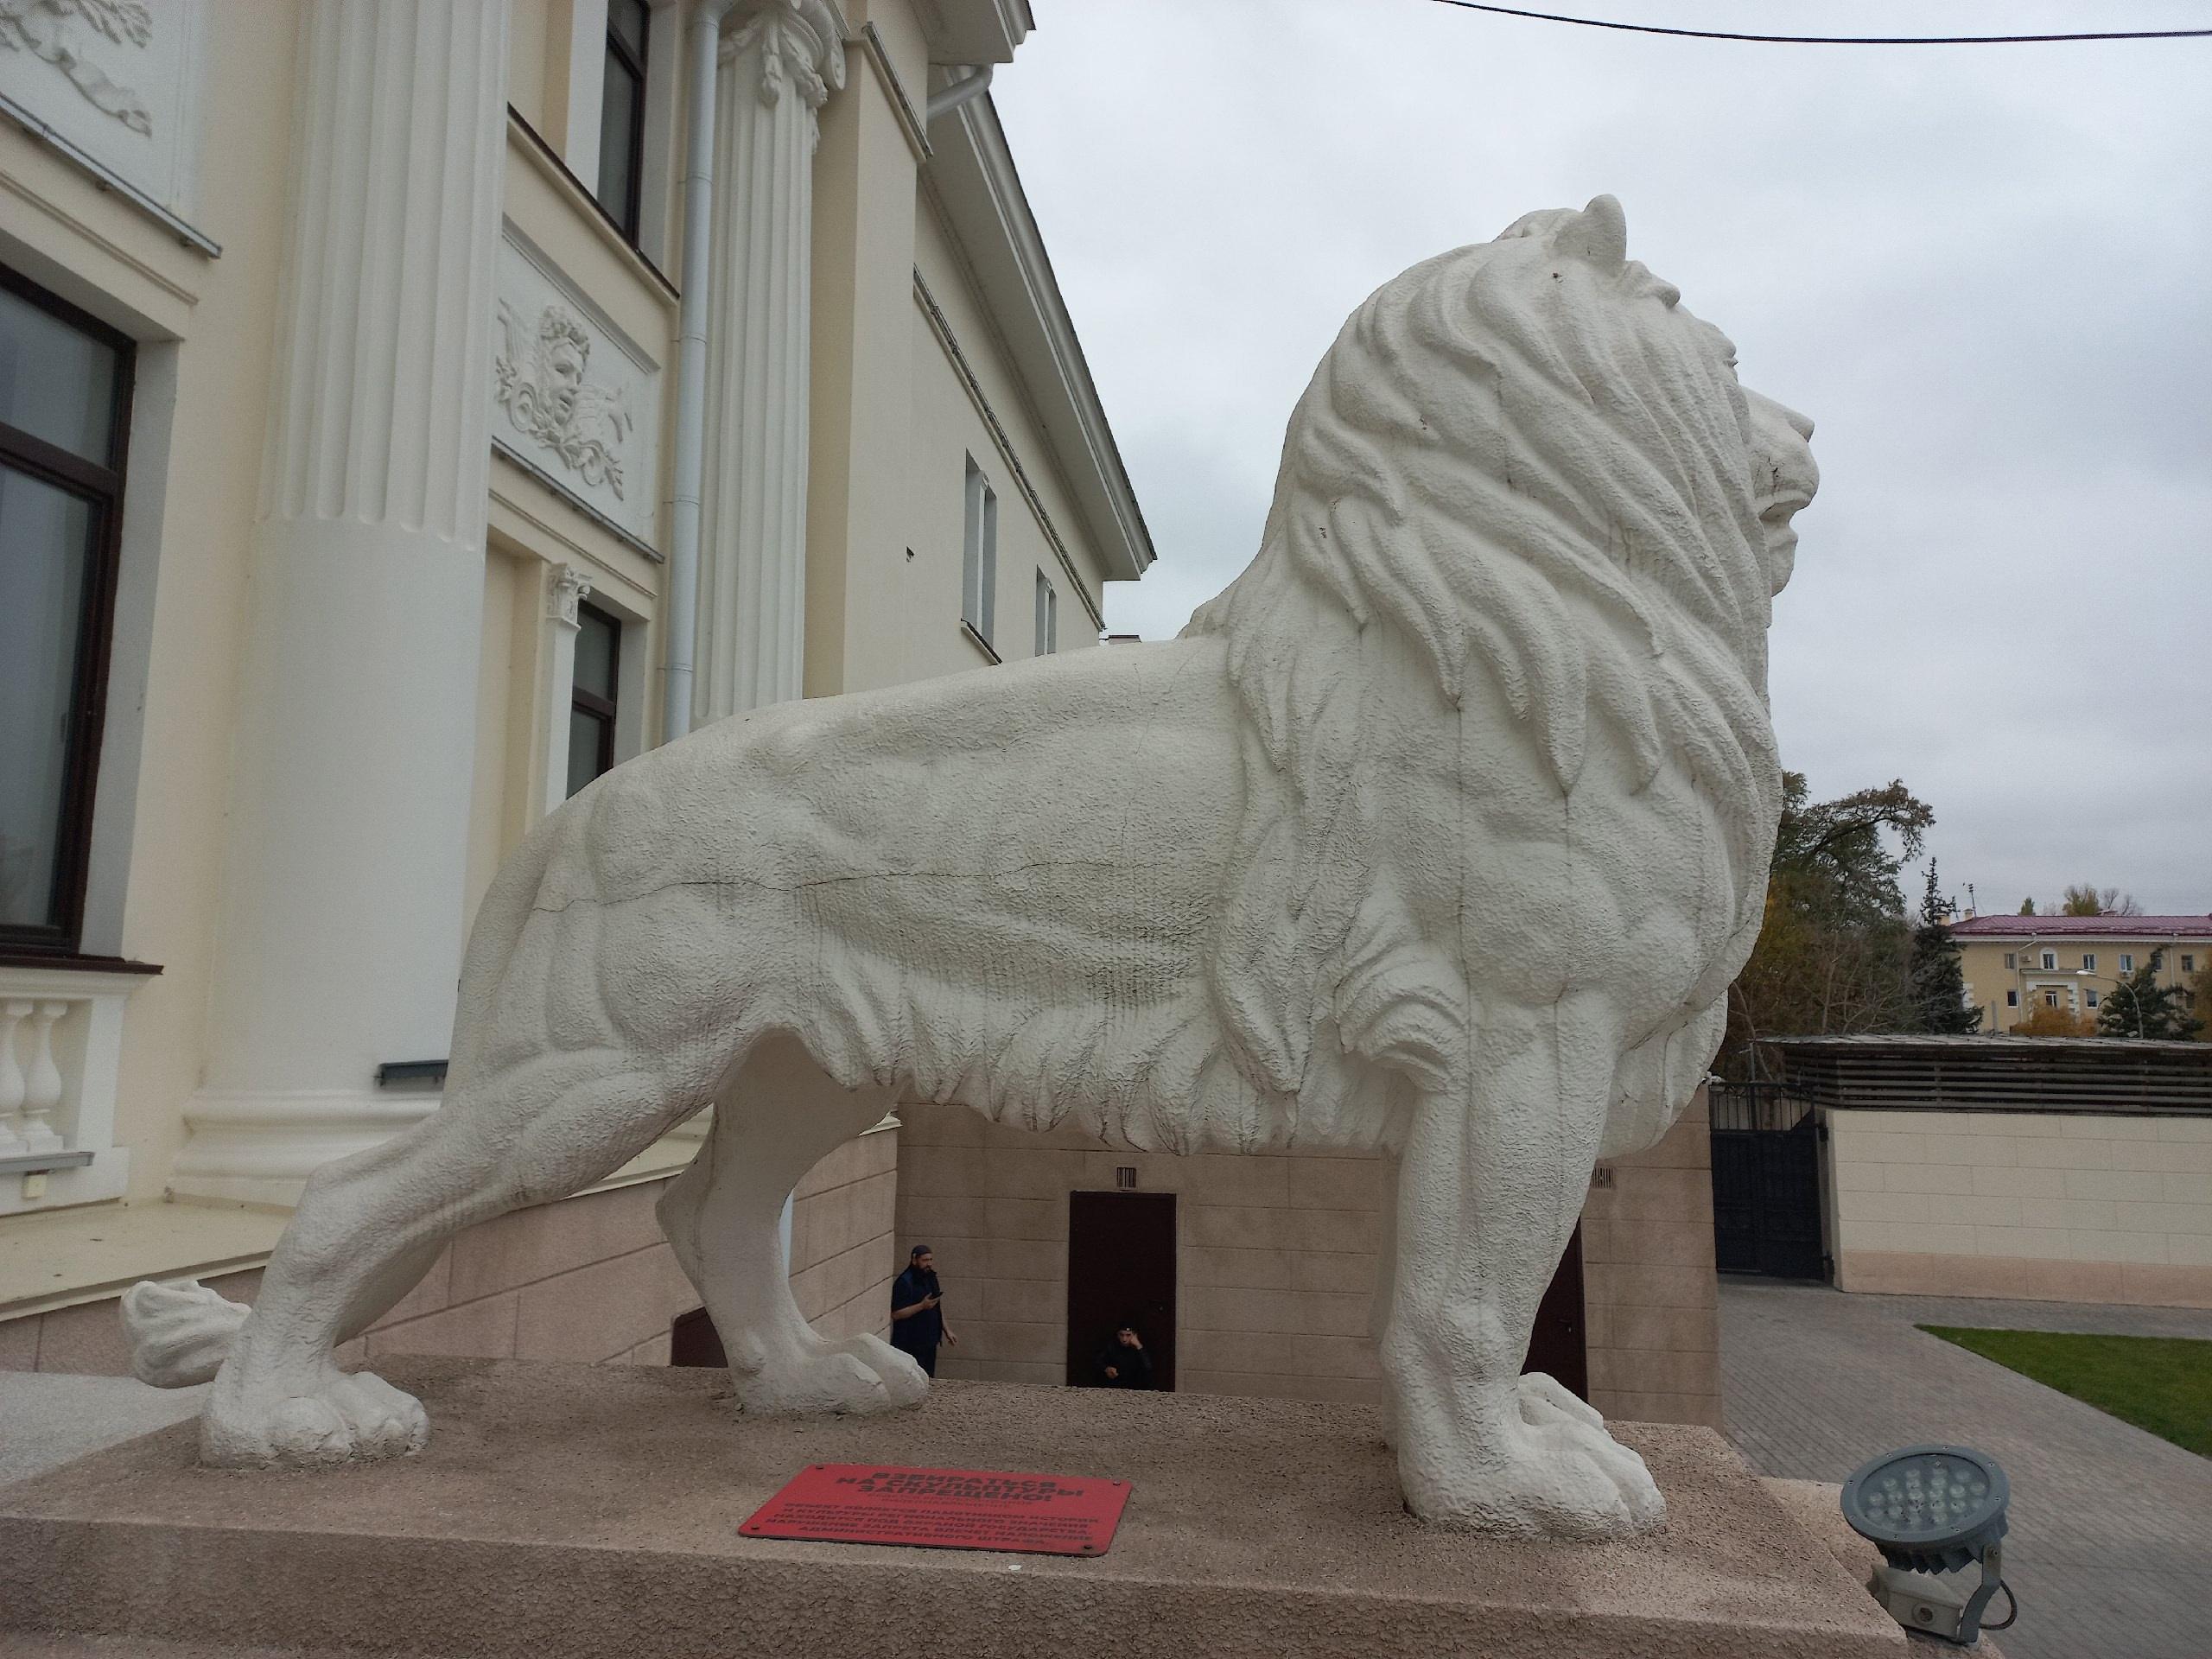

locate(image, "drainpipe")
[[664, 0, 736, 743], [925, 63, 992, 124]]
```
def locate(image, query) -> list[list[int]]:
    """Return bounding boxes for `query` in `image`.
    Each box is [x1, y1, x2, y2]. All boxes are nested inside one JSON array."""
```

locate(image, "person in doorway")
[[1094, 1323, 1154, 1389], [889, 1244, 956, 1377]]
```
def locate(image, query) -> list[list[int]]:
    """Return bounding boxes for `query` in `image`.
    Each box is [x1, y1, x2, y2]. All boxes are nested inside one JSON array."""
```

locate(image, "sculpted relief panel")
[[0, 0, 205, 215], [492, 226, 662, 546]]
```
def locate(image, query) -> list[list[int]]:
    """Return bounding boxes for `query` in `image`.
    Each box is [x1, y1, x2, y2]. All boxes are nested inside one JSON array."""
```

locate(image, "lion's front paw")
[[1399, 1405, 1664, 1539], [826, 1332, 929, 1408], [734, 1344, 915, 1416], [200, 1367, 429, 1469]]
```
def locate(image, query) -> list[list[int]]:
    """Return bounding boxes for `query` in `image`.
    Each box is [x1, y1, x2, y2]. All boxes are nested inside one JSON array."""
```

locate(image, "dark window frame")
[[599, 0, 650, 245], [568, 600, 620, 795], [0, 265, 134, 956]]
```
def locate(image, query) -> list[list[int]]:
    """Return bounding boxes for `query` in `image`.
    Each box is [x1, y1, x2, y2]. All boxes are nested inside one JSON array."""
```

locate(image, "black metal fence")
[[1708, 1079, 1827, 1281]]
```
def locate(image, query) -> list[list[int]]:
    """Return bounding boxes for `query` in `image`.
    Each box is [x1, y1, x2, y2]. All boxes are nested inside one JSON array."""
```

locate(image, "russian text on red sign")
[[740, 1463, 1133, 1555]]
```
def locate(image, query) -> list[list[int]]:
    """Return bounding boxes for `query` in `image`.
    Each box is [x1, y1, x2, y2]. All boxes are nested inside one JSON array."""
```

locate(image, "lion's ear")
[[1554, 194, 1628, 275]]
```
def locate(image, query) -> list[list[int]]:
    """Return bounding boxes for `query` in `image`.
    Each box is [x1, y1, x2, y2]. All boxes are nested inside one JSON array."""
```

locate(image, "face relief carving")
[[493, 302, 633, 499], [127, 199, 1815, 1543]]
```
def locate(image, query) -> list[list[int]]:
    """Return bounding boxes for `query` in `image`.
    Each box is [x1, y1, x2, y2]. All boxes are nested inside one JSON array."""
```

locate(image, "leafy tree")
[[2095, 950, 2207, 1041], [2062, 884, 2142, 917], [1723, 772, 1935, 1077], [1908, 862, 1981, 1034], [2018, 898, 2037, 915], [2012, 1003, 2095, 1038]]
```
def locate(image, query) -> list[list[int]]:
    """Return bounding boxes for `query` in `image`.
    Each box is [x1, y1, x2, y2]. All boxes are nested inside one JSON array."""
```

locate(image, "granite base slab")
[[0, 1358, 1906, 1657]]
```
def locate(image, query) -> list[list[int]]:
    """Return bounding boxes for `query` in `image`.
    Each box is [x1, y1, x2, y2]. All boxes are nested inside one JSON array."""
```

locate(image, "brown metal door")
[[1066, 1191, 1177, 1391], [1520, 1222, 1588, 1400]]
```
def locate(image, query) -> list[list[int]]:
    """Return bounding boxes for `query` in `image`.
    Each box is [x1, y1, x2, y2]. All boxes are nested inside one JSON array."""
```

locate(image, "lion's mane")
[[1185, 198, 1780, 1103]]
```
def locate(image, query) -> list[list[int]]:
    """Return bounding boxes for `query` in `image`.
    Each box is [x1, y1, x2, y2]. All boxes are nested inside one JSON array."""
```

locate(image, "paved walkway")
[[1720, 1280, 2212, 1659]]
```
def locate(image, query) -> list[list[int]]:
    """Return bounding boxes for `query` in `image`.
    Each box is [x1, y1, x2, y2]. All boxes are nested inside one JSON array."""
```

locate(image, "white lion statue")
[[124, 195, 1816, 1539]]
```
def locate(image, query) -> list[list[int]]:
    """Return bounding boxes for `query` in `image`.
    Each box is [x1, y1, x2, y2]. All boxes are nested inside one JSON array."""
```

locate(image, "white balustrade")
[[19, 1001, 69, 1154], [0, 1001, 27, 1154], [0, 969, 147, 1215]]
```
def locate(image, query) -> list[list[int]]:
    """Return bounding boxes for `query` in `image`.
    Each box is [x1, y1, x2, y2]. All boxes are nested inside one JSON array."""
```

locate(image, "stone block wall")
[[1828, 1107, 2212, 1307], [895, 1094, 1722, 1423], [1, 1127, 899, 1373]]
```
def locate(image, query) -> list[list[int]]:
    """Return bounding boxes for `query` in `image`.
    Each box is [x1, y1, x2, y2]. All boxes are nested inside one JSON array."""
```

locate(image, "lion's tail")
[[119, 1278, 251, 1387]]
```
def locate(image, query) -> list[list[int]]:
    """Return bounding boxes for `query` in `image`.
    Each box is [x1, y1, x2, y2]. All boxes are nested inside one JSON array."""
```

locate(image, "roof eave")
[[923, 93, 1156, 586]]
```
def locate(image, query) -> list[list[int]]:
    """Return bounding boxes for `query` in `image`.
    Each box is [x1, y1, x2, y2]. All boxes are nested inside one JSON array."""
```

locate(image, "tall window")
[[2185, 955, 2198, 976], [2082, 952, 2096, 971], [0, 271, 132, 953], [1034, 569, 1057, 656], [596, 0, 650, 242], [962, 455, 996, 650], [566, 603, 620, 798], [2120, 952, 2134, 973], [2040, 950, 2056, 970]]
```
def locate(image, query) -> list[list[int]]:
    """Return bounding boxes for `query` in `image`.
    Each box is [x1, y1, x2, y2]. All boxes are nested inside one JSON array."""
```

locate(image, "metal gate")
[[1709, 1080, 1827, 1281]]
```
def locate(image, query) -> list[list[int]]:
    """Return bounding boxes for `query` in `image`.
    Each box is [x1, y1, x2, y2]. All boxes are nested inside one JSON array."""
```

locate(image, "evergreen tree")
[[2018, 898, 2037, 915], [2096, 950, 2208, 1041], [1909, 861, 1981, 1034]]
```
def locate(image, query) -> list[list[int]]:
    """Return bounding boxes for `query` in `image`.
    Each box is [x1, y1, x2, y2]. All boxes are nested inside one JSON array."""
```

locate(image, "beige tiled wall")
[[1583, 1095, 1723, 1428], [895, 1094, 1722, 1424], [1829, 1107, 2212, 1307], [2, 1127, 900, 1374], [788, 1123, 900, 1341]]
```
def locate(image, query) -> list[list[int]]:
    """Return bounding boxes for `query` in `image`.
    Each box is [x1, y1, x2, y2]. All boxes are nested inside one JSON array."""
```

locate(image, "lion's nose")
[[1777, 401, 1815, 442]]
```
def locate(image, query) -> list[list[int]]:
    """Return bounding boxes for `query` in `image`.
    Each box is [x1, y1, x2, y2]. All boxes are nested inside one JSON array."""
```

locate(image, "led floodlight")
[[1840, 1444, 2017, 1646]]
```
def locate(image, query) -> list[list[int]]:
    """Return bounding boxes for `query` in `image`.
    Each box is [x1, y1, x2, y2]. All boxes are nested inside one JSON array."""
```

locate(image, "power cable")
[[1427, 1, 2212, 45]]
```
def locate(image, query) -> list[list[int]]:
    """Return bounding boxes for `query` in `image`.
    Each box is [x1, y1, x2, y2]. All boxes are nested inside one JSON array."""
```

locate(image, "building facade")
[[0, 0, 1153, 1369], [1954, 915, 2210, 1034], [1, 0, 1723, 1420]]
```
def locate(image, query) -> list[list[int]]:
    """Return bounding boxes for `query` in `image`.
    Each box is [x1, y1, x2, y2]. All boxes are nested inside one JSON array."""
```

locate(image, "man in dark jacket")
[[889, 1245, 955, 1376], [1094, 1324, 1154, 1389]]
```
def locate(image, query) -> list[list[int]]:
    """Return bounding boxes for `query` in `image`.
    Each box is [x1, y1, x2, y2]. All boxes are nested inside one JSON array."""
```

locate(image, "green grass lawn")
[[1918, 1326, 2212, 1458]]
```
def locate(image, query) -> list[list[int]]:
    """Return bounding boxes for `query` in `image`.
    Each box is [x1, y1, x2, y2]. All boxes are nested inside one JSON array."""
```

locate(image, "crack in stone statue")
[[123, 198, 1819, 1541], [495, 301, 632, 499]]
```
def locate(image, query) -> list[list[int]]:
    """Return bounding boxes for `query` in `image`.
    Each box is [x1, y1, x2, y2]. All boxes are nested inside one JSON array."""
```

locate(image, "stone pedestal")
[[0, 1361, 1908, 1657]]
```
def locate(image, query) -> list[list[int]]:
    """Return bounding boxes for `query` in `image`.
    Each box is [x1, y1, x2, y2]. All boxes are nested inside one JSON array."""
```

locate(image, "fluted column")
[[180, 0, 509, 1205], [694, 0, 843, 721]]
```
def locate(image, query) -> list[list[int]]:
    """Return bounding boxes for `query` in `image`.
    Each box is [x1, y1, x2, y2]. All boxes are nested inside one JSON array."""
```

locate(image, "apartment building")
[[1955, 914, 2210, 1034]]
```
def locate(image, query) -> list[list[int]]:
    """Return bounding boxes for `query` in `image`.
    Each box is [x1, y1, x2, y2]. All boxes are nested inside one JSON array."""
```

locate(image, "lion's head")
[[1185, 198, 1815, 1097]]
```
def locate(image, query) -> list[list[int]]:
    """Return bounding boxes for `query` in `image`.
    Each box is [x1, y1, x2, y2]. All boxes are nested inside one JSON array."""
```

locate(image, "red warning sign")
[[741, 1463, 1132, 1556]]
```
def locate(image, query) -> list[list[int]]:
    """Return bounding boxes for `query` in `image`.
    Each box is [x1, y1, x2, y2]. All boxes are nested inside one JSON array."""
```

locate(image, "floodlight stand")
[[1869, 1542, 2005, 1647]]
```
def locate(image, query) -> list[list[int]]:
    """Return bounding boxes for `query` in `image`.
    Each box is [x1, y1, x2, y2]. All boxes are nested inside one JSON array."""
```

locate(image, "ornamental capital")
[[723, 0, 847, 111], [547, 563, 593, 627]]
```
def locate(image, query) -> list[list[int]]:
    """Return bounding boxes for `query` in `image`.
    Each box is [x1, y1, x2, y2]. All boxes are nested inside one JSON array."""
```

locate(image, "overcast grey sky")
[[994, 1, 2211, 914]]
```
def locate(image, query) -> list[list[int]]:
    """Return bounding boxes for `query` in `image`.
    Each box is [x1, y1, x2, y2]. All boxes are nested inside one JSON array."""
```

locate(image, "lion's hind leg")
[[196, 1049, 713, 1468], [658, 1033, 925, 1415]]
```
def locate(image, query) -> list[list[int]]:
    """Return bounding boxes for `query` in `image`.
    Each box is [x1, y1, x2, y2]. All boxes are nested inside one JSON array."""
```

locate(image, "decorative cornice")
[[912, 264, 1105, 635], [923, 95, 1154, 583], [857, 22, 929, 163], [723, 0, 845, 110]]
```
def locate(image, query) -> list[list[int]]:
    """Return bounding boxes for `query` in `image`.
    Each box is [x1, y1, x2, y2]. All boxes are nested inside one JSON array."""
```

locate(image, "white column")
[[178, 0, 510, 1206], [540, 563, 593, 816], [693, 0, 842, 721]]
